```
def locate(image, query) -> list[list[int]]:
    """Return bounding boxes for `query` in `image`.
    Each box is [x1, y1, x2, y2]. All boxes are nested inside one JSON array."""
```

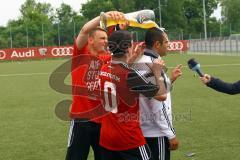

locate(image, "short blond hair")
[[88, 26, 107, 38]]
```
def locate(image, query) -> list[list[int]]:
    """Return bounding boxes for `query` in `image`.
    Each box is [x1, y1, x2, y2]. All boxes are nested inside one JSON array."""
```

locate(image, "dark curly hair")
[[108, 30, 132, 58]]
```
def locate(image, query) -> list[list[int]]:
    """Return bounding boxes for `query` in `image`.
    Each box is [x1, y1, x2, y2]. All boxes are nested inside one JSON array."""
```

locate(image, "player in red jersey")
[[66, 11, 127, 160], [99, 30, 166, 160]]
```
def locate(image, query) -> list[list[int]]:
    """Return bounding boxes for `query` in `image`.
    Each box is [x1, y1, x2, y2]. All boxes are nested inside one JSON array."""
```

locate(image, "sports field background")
[[0, 54, 239, 160]]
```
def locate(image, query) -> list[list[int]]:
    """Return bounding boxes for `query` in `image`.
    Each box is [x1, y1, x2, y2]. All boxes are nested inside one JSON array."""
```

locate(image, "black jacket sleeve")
[[206, 77, 240, 95], [127, 69, 159, 98]]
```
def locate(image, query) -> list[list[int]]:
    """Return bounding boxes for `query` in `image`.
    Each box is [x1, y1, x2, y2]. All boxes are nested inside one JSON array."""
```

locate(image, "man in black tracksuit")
[[201, 74, 240, 95]]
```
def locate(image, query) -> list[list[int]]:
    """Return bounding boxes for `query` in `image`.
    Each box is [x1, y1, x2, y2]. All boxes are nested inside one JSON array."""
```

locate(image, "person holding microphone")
[[200, 74, 240, 95], [187, 58, 240, 95]]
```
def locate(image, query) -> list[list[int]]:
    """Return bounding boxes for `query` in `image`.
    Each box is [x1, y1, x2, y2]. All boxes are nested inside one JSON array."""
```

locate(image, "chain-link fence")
[[0, 22, 84, 49], [188, 35, 240, 56], [2, 22, 239, 57]]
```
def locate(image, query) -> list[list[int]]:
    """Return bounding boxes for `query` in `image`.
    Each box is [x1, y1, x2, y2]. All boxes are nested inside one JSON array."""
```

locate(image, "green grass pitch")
[[0, 54, 239, 160]]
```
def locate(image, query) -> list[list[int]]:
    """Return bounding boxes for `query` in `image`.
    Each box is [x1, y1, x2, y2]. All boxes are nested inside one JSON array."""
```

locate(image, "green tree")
[[54, 3, 87, 45], [81, 0, 115, 19], [111, 0, 135, 12], [220, 0, 240, 34], [182, 0, 219, 37], [18, 0, 55, 47], [0, 26, 9, 49], [81, 0, 220, 39], [0, 0, 224, 49]]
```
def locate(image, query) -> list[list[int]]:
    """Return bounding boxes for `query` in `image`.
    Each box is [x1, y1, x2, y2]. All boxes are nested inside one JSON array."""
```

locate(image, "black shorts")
[[145, 137, 170, 160], [101, 144, 152, 160], [65, 119, 101, 160]]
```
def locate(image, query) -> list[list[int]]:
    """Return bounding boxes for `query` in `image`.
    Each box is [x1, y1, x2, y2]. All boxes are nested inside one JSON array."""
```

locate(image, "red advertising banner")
[[167, 40, 189, 52], [0, 46, 73, 61], [0, 40, 188, 61]]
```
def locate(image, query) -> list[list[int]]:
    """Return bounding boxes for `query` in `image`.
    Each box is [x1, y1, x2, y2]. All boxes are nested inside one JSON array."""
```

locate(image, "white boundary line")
[[169, 63, 240, 69], [0, 63, 240, 77], [0, 72, 50, 77], [198, 64, 240, 67]]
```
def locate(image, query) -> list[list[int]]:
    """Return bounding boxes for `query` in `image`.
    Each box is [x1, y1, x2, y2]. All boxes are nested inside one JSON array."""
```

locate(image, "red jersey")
[[99, 61, 159, 150], [70, 42, 111, 122]]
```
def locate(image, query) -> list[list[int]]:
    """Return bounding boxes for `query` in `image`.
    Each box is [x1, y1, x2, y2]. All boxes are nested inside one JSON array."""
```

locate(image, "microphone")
[[187, 58, 204, 77]]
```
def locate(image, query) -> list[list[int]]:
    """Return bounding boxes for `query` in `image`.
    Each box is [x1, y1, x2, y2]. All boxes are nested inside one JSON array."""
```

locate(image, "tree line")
[[0, 0, 239, 49]]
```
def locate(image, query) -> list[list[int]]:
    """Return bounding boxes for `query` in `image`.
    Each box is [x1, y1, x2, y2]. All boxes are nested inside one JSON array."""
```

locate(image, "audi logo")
[[51, 47, 73, 56], [0, 50, 6, 60], [168, 42, 184, 51]]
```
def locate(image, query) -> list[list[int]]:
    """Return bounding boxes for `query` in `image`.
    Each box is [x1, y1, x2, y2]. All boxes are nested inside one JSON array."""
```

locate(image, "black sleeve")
[[127, 69, 159, 97], [206, 77, 240, 95]]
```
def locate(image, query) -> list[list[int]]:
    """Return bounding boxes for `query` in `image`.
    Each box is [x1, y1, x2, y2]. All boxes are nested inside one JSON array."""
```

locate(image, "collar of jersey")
[[144, 48, 159, 59], [111, 60, 127, 65], [111, 60, 131, 69]]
